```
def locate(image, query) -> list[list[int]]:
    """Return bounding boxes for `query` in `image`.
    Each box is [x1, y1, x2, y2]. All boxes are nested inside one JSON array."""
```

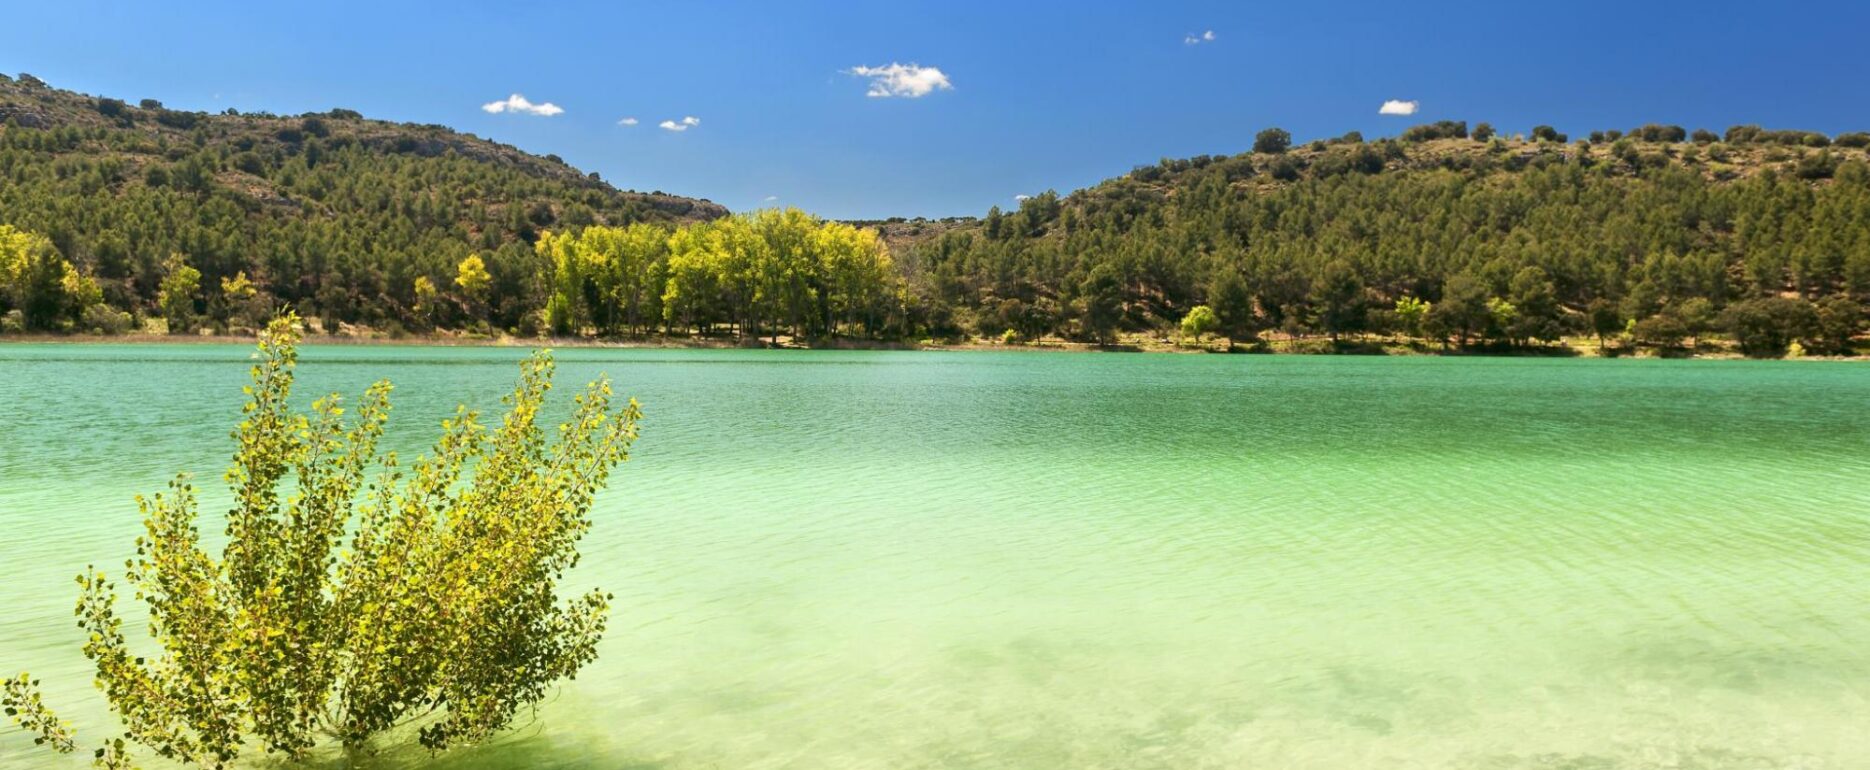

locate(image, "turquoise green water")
[[2, 345, 1868, 769]]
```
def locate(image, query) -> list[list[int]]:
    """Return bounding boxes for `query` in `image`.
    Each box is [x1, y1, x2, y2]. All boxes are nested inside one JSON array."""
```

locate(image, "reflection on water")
[[2, 344, 1867, 769]]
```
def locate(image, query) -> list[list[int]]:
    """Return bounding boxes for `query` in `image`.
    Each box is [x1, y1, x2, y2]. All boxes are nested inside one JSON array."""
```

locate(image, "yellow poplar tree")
[[454, 254, 492, 322]]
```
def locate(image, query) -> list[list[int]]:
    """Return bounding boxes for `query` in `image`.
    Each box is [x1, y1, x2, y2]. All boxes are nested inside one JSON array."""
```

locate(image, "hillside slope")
[[5, 73, 1868, 357], [894, 122, 1870, 353], [0, 73, 724, 331]]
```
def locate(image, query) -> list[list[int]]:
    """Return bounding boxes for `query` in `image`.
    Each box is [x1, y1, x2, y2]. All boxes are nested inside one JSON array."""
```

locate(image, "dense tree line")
[[894, 123, 1870, 357], [538, 210, 901, 340], [4, 74, 1868, 356], [0, 74, 721, 336], [0, 76, 897, 343]]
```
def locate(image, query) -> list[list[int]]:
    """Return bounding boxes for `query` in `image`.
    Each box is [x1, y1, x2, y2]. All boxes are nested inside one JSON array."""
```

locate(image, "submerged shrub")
[[2, 314, 641, 767]]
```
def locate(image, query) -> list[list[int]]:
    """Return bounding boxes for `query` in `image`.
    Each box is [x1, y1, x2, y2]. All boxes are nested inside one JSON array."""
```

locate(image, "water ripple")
[[1, 346, 1867, 769]]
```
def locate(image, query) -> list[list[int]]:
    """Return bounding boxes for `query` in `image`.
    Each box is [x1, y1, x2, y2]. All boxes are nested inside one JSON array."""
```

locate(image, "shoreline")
[[0, 330, 1856, 360]]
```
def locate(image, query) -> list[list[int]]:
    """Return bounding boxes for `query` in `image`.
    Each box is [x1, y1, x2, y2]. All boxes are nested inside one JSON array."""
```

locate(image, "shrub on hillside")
[[1254, 127, 1292, 154]]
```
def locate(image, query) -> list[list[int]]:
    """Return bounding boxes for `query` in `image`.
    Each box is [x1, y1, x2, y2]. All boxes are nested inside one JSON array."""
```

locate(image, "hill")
[[0, 73, 724, 333], [892, 122, 1870, 355], [4, 73, 1868, 357]]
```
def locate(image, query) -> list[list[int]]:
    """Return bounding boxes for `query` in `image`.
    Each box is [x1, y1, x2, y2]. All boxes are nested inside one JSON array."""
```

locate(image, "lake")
[[1, 344, 1867, 769]]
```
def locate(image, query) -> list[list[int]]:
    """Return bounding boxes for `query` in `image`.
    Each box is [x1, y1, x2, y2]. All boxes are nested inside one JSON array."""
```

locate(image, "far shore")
[[4, 329, 1864, 361]]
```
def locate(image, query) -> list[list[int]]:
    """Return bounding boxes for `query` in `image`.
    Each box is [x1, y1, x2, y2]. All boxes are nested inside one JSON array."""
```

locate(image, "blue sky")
[[5, 0, 1868, 219]]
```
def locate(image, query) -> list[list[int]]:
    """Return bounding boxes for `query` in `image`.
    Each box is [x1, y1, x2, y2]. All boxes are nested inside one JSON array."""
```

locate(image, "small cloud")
[[658, 116, 701, 132], [763, 195, 779, 202], [1184, 30, 1216, 45], [846, 63, 953, 98], [617, 117, 639, 126], [1014, 194, 1032, 201], [1378, 99, 1420, 116], [481, 94, 563, 116]]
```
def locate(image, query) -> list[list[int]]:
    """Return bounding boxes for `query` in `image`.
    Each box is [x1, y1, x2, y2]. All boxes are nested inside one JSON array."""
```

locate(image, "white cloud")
[[1378, 99, 1420, 116], [846, 63, 953, 98], [481, 93, 563, 116], [658, 116, 701, 132], [1014, 194, 1032, 201], [763, 195, 779, 202], [617, 116, 639, 126], [1184, 30, 1217, 45]]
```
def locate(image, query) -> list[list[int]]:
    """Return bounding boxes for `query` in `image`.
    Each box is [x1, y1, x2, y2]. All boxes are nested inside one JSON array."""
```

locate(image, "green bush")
[[1400, 121, 1467, 142], [1632, 314, 1687, 348], [1253, 127, 1292, 154], [1724, 297, 1819, 358], [80, 304, 133, 334], [1796, 151, 1839, 180], [1, 316, 642, 766], [1531, 125, 1567, 143], [1803, 295, 1862, 356], [1180, 305, 1218, 341]]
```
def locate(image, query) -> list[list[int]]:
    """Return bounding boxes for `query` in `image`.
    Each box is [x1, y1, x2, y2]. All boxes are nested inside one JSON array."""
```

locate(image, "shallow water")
[[1, 344, 1867, 769]]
